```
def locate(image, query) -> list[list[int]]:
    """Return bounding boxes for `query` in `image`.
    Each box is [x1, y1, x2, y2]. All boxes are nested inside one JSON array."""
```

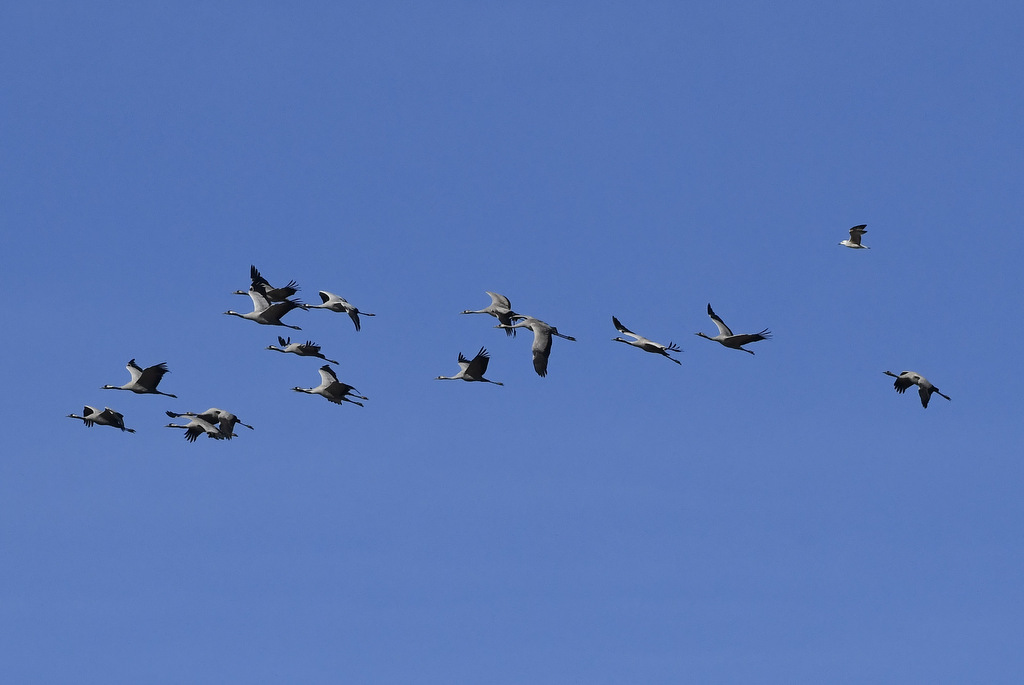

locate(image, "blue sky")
[[3, 2, 1023, 682]]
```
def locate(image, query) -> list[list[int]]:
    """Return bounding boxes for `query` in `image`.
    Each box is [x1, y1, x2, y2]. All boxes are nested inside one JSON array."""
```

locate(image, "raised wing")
[[848, 224, 867, 246], [125, 359, 144, 384], [486, 291, 512, 310], [466, 347, 491, 377], [250, 264, 269, 288], [137, 362, 170, 390], [612, 316, 639, 339], [706, 304, 733, 337], [318, 365, 340, 385], [247, 288, 272, 312]]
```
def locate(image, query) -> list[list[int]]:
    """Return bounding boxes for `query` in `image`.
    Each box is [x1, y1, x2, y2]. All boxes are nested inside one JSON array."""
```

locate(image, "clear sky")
[[3, 2, 1023, 682]]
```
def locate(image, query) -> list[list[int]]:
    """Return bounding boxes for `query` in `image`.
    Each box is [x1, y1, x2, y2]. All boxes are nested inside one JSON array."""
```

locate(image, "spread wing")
[[318, 365, 340, 385], [125, 359, 144, 384], [848, 224, 867, 246], [531, 327, 552, 377], [730, 329, 771, 346], [137, 362, 170, 389], [247, 288, 272, 312], [612, 316, 639, 339], [706, 304, 733, 337], [486, 291, 512, 310], [892, 372, 916, 394], [466, 347, 491, 377]]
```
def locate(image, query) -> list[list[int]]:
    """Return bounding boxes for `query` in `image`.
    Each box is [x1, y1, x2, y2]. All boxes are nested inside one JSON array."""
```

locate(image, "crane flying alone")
[[883, 370, 951, 408], [611, 316, 682, 364], [293, 365, 368, 406], [101, 359, 177, 397], [436, 347, 503, 385], [266, 336, 339, 364], [696, 304, 771, 354], [67, 406, 135, 433], [303, 291, 376, 331]]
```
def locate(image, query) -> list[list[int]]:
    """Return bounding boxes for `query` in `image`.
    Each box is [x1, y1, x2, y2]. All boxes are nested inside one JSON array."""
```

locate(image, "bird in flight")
[[883, 370, 951, 408], [101, 359, 177, 397], [839, 224, 869, 249], [436, 347, 504, 385], [611, 316, 681, 364], [696, 304, 771, 354], [67, 406, 135, 433]]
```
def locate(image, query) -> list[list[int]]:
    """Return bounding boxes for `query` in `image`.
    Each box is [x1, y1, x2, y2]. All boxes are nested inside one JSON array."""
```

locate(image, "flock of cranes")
[[68, 229, 951, 439]]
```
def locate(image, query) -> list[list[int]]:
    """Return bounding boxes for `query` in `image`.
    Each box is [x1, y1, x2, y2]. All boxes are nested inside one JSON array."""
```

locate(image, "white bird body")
[[293, 365, 368, 406], [266, 336, 339, 364], [165, 414, 234, 442], [461, 291, 522, 336], [839, 224, 869, 249], [883, 370, 951, 408], [234, 264, 300, 302], [102, 359, 177, 397], [611, 316, 681, 364], [165, 408, 253, 438], [696, 304, 771, 354], [67, 406, 135, 432], [225, 289, 303, 330], [496, 316, 576, 377], [304, 291, 375, 331], [436, 347, 503, 385]]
